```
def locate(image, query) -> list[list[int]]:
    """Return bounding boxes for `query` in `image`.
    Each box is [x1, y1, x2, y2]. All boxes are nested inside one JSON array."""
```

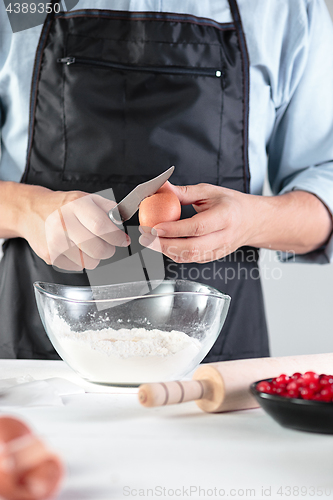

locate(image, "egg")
[[139, 188, 181, 229], [0, 416, 64, 500]]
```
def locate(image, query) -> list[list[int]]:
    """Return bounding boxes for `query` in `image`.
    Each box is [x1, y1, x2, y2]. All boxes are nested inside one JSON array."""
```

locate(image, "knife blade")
[[108, 166, 175, 225]]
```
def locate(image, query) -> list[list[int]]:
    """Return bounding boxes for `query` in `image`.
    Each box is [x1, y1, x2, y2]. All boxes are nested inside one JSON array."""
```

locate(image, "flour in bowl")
[[48, 313, 201, 385]]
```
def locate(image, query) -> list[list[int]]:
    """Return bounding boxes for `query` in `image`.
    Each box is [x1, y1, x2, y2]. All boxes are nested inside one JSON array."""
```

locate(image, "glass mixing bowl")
[[34, 279, 231, 387]]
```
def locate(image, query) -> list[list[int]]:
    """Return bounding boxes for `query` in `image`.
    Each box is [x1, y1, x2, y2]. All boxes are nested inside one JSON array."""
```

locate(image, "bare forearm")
[[247, 191, 333, 254], [139, 184, 333, 264], [0, 181, 32, 238], [0, 181, 68, 240]]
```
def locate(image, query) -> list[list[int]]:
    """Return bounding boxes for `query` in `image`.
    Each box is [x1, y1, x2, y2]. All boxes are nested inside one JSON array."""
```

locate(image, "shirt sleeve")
[[267, 0, 333, 264]]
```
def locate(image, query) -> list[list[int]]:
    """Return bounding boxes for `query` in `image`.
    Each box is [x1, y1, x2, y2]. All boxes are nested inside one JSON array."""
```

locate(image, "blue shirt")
[[1, 0, 333, 263]]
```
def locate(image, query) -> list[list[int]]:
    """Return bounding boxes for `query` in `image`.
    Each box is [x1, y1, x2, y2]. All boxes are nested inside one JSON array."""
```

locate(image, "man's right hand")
[[0, 182, 130, 271]]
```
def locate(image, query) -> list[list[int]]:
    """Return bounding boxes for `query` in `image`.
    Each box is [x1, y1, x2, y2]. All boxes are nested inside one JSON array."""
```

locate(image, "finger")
[[149, 206, 226, 238], [167, 183, 221, 205], [138, 232, 163, 254], [89, 193, 117, 211], [52, 254, 84, 272], [45, 210, 75, 265], [45, 202, 120, 266], [155, 181, 175, 194], [139, 231, 231, 263], [71, 196, 130, 247], [76, 236, 116, 261], [62, 245, 101, 270], [57, 209, 116, 260], [53, 248, 100, 271], [45, 208, 96, 266], [48, 216, 101, 270]]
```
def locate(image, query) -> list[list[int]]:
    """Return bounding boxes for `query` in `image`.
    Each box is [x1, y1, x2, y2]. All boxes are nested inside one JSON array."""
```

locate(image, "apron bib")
[[0, 0, 269, 361]]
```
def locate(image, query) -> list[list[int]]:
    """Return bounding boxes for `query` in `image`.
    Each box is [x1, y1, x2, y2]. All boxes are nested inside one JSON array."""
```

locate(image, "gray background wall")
[[261, 0, 333, 356]]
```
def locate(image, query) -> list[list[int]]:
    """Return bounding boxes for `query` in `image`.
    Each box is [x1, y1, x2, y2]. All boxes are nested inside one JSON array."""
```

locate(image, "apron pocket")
[[59, 40, 224, 187]]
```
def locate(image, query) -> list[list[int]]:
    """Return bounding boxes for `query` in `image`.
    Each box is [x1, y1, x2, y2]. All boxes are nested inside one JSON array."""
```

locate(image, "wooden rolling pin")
[[138, 353, 333, 413]]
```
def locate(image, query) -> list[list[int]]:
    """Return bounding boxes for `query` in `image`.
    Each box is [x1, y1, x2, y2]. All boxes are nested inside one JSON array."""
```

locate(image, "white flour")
[[47, 313, 201, 385]]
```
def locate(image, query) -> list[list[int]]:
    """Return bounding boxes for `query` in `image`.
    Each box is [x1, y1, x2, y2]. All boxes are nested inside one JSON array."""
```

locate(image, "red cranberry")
[[256, 381, 272, 393], [300, 387, 315, 400], [275, 374, 289, 386], [256, 372, 333, 402], [286, 389, 299, 398], [286, 381, 298, 391], [319, 375, 333, 387], [319, 388, 332, 402], [294, 376, 306, 387], [275, 386, 287, 396], [302, 371, 319, 385], [308, 381, 321, 392]]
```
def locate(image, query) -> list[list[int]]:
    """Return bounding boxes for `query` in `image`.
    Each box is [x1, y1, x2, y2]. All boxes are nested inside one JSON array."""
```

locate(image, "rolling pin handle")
[[138, 380, 210, 408]]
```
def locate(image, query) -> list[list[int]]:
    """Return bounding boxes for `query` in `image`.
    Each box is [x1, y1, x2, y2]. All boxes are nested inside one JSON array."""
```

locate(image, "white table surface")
[[0, 360, 333, 500]]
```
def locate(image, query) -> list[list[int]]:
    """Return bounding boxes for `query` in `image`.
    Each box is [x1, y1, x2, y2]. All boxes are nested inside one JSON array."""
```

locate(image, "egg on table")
[[0, 416, 64, 500], [139, 185, 181, 230]]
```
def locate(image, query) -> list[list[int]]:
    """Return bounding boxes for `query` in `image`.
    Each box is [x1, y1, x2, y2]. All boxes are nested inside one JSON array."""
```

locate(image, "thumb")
[[165, 182, 212, 206]]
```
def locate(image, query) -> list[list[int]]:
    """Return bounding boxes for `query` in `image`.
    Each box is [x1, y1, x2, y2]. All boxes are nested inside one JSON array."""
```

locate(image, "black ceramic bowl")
[[251, 378, 333, 434]]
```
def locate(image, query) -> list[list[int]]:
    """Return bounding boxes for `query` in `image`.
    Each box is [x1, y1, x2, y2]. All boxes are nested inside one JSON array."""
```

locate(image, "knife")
[[108, 166, 175, 225]]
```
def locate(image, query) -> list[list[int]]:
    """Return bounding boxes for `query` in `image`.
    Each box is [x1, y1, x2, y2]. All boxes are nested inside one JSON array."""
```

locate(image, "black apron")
[[0, 0, 269, 361]]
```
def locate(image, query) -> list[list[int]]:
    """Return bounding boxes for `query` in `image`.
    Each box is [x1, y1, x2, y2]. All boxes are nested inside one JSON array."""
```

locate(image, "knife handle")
[[108, 206, 123, 225]]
